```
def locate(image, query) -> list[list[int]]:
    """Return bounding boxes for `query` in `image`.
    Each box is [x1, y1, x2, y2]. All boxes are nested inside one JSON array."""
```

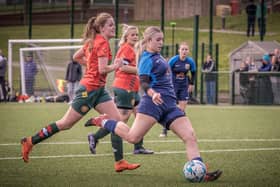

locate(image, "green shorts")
[[71, 85, 112, 115], [113, 87, 140, 109]]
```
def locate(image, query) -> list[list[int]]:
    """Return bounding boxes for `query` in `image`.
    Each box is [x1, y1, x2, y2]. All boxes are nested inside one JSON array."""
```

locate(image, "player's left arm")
[[73, 47, 87, 66], [188, 57, 197, 85]]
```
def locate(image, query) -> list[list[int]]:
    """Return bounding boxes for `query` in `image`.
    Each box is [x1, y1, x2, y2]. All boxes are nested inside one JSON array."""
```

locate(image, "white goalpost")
[[9, 38, 120, 97], [8, 39, 83, 95], [19, 45, 82, 95]]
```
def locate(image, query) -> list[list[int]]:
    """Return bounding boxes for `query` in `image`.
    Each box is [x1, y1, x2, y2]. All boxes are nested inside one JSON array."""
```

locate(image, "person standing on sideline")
[[257, 54, 273, 104], [245, 0, 257, 37], [202, 54, 216, 104], [87, 24, 154, 155], [0, 49, 7, 102], [270, 48, 280, 104], [234, 60, 249, 104], [24, 53, 37, 96], [65, 60, 82, 101], [256, 0, 267, 37], [159, 42, 196, 137], [21, 13, 140, 172], [85, 26, 222, 182]]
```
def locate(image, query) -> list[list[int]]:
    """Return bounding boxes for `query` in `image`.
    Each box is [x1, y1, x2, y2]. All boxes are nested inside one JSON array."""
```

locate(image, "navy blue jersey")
[[138, 50, 176, 99], [168, 55, 196, 86]]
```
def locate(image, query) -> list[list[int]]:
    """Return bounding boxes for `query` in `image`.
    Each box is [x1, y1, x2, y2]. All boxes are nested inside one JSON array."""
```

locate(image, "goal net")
[[10, 38, 120, 97], [8, 39, 83, 96], [19, 45, 82, 96]]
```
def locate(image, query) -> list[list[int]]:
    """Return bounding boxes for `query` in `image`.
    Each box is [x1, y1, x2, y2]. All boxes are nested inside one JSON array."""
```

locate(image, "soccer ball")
[[183, 160, 207, 182]]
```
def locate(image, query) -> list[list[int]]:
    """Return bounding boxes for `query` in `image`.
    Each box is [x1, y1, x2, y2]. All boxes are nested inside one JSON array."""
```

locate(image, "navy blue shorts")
[[137, 95, 185, 129], [174, 86, 189, 101]]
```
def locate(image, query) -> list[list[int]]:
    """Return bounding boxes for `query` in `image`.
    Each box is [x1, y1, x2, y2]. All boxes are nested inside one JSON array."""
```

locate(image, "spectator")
[[246, 56, 258, 104], [271, 48, 280, 72], [0, 49, 7, 102], [258, 54, 271, 72], [24, 53, 37, 96], [257, 54, 273, 104], [256, 0, 267, 37], [202, 54, 216, 104], [270, 49, 280, 104], [235, 61, 249, 104], [65, 60, 82, 101], [246, 0, 257, 37]]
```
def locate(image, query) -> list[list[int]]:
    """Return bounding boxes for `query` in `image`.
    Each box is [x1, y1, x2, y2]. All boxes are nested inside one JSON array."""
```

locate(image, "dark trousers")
[[0, 76, 7, 101], [247, 17, 255, 36], [258, 18, 266, 36]]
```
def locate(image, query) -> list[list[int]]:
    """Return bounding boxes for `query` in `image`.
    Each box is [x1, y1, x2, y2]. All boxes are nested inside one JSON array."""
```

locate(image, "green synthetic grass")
[[0, 103, 279, 186]]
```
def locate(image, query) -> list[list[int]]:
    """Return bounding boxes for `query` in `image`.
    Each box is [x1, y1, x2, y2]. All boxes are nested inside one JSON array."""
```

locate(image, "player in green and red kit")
[[87, 24, 153, 155], [20, 12, 140, 172]]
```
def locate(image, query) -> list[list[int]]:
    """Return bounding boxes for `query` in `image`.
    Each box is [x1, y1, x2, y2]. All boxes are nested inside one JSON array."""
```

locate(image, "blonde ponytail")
[[118, 24, 138, 47]]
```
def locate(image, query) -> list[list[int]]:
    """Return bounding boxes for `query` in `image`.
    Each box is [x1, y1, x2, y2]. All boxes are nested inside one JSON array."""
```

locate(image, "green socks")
[[31, 123, 59, 145]]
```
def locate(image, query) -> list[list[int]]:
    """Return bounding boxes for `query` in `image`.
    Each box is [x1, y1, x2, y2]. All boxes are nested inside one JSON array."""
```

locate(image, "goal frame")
[[19, 45, 82, 95], [8, 39, 82, 95]]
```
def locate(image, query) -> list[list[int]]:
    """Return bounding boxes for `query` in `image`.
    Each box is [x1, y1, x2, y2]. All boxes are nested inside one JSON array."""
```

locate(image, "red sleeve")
[[116, 44, 134, 62], [97, 40, 110, 58]]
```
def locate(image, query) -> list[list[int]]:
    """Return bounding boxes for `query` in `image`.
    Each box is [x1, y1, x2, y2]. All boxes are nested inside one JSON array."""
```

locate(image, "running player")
[[159, 42, 196, 137], [85, 26, 222, 182], [87, 24, 153, 155], [20, 12, 140, 172]]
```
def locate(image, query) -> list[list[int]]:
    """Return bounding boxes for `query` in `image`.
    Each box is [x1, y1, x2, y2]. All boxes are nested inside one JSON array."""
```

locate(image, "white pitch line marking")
[[1, 147, 280, 161], [1, 138, 280, 146]]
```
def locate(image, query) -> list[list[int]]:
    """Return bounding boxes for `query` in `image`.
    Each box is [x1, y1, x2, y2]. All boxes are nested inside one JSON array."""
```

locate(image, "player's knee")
[[127, 136, 141, 144], [182, 129, 197, 143], [56, 121, 73, 130]]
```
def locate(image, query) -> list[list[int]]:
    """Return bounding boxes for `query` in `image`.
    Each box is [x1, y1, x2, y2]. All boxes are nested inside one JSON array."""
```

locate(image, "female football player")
[[21, 12, 140, 172], [159, 42, 196, 137], [85, 26, 222, 182], [87, 24, 153, 155]]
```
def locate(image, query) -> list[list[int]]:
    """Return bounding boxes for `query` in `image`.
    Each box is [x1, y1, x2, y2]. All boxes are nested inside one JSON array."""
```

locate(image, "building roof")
[[230, 40, 280, 57]]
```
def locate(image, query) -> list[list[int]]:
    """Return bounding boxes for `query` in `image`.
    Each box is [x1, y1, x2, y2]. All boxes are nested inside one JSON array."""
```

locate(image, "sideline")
[[1, 147, 280, 161], [1, 138, 280, 146]]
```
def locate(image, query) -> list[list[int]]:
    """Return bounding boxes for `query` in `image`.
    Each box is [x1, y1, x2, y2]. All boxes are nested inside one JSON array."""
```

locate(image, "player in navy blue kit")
[[169, 42, 196, 111], [85, 26, 222, 182], [159, 42, 196, 137]]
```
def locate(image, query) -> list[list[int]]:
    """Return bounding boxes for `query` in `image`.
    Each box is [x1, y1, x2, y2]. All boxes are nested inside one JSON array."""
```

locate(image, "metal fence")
[[232, 71, 280, 105], [200, 71, 280, 105]]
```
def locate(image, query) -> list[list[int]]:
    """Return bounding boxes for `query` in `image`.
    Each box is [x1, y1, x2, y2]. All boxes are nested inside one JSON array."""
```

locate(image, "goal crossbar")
[[8, 39, 82, 95], [19, 45, 82, 95]]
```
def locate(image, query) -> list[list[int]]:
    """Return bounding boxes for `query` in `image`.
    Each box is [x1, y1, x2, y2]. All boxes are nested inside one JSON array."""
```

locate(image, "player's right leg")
[[21, 107, 83, 163], [94, 99, 141, 172], [87, 129, 110, 154], [86, 113, 155, 145], [170, 116, 222, 182]]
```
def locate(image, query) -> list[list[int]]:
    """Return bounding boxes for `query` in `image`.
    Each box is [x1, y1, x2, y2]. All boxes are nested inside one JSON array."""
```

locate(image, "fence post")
[[215, 43, 219, 104], [231, 71, 235, 105], [115, 0, 119, 38], [200, 43, 205, 104], [170, 22, 176, 56], [193, 15, 199, 98], [175, 43, 179, 55]]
